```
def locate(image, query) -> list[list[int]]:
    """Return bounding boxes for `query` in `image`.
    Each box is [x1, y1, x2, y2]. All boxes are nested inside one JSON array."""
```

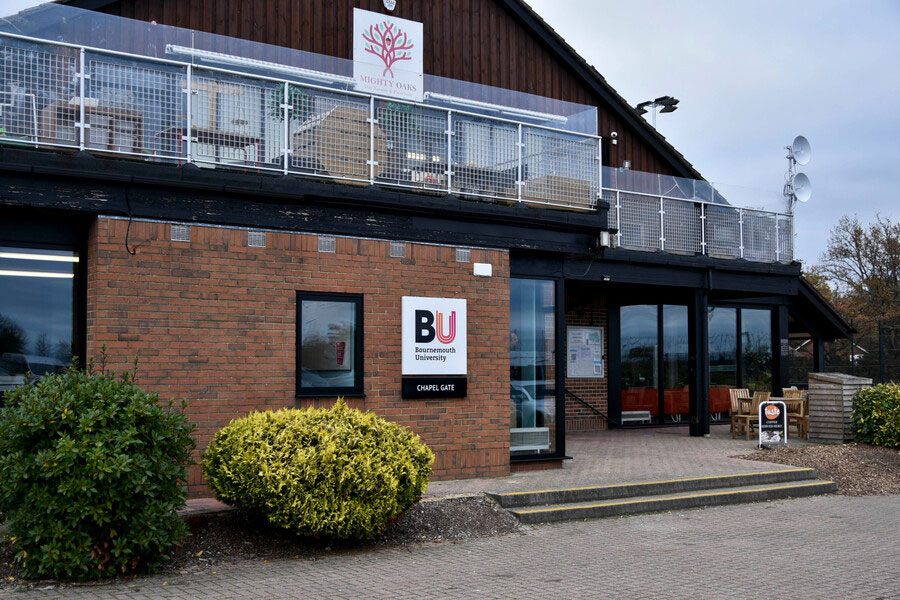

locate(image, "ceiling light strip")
[[0, 270, 75, 279], [0, 252, 79, 262]]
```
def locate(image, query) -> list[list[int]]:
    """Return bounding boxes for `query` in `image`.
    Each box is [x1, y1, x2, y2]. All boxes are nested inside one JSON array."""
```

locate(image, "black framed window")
[[296, 292, 363, 397], [1, 246, 79, 398]]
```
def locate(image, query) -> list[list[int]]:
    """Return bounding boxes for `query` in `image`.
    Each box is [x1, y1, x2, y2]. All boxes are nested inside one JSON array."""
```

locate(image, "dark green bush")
[[202, 399, 434, 540], [0, 359, 196, 581], [852, 383, 900, 449]]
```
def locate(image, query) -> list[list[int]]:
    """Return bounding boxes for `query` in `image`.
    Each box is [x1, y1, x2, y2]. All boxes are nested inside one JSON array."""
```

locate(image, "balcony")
[[0, 17, 600, 212], [604, 168, 794, 263], [0, 4, 793, 264]]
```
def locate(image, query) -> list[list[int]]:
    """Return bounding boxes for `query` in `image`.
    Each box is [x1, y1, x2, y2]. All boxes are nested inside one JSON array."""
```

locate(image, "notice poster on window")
[[567, 326, 604, 378]]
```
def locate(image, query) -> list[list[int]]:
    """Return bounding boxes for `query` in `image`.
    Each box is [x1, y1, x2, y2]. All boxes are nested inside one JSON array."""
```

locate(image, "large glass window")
[[0, 246, 77, 396], [708, 307, 737, 419], [296, 292, 363, 397], [510, 279, 557, 455], [662, 305, 689, 423], [619, 304, 689, 425], [620, 305, 658, 424], [741, 308, 772, 393], [707, 306, 774, 417]]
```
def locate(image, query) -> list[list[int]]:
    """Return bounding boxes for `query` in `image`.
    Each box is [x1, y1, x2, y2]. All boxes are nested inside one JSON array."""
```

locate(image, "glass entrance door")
[[619, 304, 689, 425]]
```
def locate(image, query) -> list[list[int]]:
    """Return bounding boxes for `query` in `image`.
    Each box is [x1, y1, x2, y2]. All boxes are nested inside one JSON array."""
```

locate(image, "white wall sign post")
[[353, 8, 424, 102], [402, 296, 467, 375]]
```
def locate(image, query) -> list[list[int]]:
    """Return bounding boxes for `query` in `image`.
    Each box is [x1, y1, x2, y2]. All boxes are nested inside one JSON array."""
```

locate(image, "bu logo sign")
[[415, 310, 456, 344]]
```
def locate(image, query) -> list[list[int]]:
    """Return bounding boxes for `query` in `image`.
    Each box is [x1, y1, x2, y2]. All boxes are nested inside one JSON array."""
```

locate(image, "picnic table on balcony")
[[156, 126, 263, 166]]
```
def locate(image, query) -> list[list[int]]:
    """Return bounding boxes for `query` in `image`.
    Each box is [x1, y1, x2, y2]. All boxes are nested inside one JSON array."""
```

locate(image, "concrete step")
[[489, 467, 820, 509], [509, 480, 837, 524]]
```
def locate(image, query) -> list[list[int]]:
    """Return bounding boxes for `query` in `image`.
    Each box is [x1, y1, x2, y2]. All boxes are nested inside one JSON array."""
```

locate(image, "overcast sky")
[[2, 0, 898, 266], [526, 0, 900, 267]]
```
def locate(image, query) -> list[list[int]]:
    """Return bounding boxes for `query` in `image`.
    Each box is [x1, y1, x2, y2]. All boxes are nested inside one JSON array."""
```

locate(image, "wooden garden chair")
[[741, 391, 771, 440], [784, 397, 808, 439], [729, 388, 750, 439]]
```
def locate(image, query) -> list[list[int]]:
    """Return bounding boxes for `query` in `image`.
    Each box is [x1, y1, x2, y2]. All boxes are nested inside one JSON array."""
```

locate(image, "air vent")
[[170, 224, 191, 243], [247, 230, 266, 248], [318, 235, 336, 253], [390, 241, 406, 258], [456, 248, 471, 263], [510, 427, 551, 452]]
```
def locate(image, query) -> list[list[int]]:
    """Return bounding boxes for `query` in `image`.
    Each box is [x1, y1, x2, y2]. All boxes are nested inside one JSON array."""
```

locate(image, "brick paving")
[[426, 424, 812, 497], [13, 494, 900, 599]]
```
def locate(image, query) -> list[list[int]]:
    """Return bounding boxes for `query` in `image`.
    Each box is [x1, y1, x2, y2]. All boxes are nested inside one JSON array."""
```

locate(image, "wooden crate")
[[292, 105, 387, 181]]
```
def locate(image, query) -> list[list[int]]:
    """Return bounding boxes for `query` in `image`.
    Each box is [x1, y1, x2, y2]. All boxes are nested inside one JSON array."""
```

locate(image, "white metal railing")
[[0, 31, 794, 263], [0, 32, 600, 211], [605, 188, 794, 263]]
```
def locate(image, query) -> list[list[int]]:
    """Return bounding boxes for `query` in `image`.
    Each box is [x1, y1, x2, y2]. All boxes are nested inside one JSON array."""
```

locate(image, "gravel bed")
[[739, 443, 900, 496], [1, 494, 523, 590]]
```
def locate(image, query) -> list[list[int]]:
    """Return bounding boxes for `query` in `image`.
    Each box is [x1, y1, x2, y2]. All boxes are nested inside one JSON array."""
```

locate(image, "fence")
[[789, 320, 900, 386], [605, 188, 794, 263], [0, 32, 600, 211], [0, 30, 795, 263]]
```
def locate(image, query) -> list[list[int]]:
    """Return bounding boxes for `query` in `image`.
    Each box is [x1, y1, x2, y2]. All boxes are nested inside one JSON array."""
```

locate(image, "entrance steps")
[[488, 468, 836, 524]]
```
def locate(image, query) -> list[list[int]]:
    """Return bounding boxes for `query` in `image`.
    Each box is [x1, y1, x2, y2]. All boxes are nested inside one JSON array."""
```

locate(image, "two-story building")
[[0, 0, 850, 496]]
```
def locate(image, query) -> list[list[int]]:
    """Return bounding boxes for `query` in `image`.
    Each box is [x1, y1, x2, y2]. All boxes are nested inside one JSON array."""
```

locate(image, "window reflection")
[[620, 305, 658, 424], [510, 279, 556, 455], [662, 305, 689, 423], [708, 307, 737, 419], [0, 246, 76, 394], [741, 308, 772, 393], [299, 299, 358, 390]]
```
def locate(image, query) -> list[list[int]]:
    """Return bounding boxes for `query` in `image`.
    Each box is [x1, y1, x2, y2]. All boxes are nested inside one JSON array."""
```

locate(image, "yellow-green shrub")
[[201, 400, 434, 539], [852, 383, 900, 449]]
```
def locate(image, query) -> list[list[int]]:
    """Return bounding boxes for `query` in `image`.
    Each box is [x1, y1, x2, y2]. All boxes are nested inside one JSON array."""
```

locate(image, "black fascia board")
[[0, 148, 608, 254], [500, 0, 701, 180], [0, 146, 608, 232]]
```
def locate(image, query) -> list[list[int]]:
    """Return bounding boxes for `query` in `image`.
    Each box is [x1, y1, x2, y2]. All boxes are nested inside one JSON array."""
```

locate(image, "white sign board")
[[353, 8, 424, 102], [402, 296, 467, 375], [567, 326, 604, 378]]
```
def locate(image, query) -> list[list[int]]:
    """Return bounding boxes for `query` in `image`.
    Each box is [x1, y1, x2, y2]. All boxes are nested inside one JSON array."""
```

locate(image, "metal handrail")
[[0, 30, 602, 212], [565, 388, 619, 427]]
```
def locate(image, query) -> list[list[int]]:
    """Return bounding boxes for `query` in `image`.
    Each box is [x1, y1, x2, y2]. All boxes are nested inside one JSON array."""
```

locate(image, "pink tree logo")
[[362, 21, 414, 78]]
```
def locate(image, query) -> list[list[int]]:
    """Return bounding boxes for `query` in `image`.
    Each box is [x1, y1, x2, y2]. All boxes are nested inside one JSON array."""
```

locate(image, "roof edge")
[[503, 0, 702, 180]]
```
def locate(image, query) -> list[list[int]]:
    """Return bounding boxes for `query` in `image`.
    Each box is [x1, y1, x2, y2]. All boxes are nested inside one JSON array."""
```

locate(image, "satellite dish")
[[792, 135, 811, 166], [792, 172, 811, 203]]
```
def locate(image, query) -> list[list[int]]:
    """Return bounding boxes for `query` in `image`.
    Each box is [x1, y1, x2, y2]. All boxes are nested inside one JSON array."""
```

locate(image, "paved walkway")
[[426, 424, 807, 497], [14, 494, 900, 599]]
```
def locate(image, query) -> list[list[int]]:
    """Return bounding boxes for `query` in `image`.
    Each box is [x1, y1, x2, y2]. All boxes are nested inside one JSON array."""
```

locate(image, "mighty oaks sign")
[[353, 8, 424, 102]]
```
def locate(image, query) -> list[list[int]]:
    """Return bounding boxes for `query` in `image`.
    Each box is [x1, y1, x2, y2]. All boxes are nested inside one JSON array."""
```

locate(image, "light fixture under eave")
[[0, 252, 79, 262], [0, 270, 74, 278]]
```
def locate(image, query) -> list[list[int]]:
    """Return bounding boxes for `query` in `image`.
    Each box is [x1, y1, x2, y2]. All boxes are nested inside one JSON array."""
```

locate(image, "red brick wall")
[[87, 217, 511, 497], [564, 289, 609, 431]]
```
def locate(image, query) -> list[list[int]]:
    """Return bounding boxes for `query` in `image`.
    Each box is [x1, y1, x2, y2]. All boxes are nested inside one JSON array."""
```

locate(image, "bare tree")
[[817, 215, 900, 323]]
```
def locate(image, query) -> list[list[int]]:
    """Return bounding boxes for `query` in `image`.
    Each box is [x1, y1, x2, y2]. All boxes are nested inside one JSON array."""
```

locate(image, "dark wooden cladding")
[[83, 0, 679, 175]]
